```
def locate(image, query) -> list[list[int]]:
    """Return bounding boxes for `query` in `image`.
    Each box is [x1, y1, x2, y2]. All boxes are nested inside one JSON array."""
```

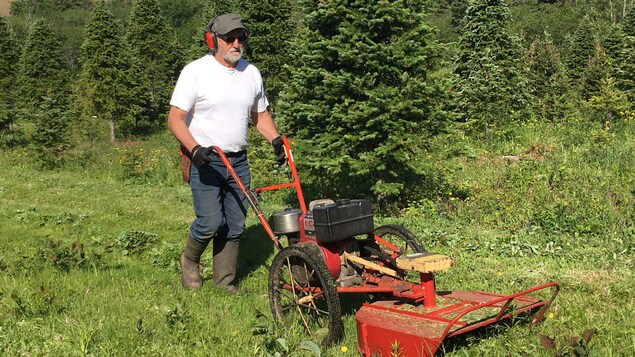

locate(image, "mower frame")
[[212, 137, 560, 356]]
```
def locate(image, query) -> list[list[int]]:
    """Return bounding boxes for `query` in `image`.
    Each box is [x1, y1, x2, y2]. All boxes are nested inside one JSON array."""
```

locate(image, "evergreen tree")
[[17, 18, 69, 121], [587, 75, 631, 123], [0, 16, 19, 135], [242, 0, 298, 109], [617, 8, 635, 103], [525, 32, 570, 121], [565, 15, 596, 84], [76, 0, 146, 142], [10, 0, 93, 76], [278, 0, 444, 204], [623, 5, 635, 36], [580, 41, 609, 100], [126, 0, 182, 132], [448, 0, 468, 28], [452, 0, 528, 129], [202, 0, 242, 25], [31, 91, 69, 169], [619, 38, 635, 104], [602, 22, 626, 71], [602, 22, 634, 105], [158, 0, 202, 47]]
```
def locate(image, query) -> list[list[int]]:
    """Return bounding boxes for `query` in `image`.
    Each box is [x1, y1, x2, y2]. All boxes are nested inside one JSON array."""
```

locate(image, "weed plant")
[[1, 122, 634, 356]]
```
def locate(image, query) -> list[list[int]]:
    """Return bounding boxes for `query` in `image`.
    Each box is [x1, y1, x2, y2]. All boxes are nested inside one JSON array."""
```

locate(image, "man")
[[167, 13, 285, 292]]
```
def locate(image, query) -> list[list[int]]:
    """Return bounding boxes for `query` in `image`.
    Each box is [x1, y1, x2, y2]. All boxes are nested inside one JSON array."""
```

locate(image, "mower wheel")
[[374, 224, 425, 256], [268, 242, 343, 347]]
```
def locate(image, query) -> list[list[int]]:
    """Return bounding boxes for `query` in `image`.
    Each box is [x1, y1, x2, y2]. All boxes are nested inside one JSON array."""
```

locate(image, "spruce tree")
[[619, 38, 635, 104], [448, 0, 468, 28], [580, 41, 609, 100], [617, 8, 635, 103], [17, 18, 69, 121], [0, 16, 19, 134], [76, 0, 146, 142], [31, 91, 69, 168], [242, 0, 298, 108], [565, 15, 596, 84], [525, 32, 570, 121], [587, 76, 631, 123], [452, 0, 528, 129], [278, 0, 444, 204], [126, 0, 182, 132], [602, 22, 626, 82], [623, 6, 635, 36]]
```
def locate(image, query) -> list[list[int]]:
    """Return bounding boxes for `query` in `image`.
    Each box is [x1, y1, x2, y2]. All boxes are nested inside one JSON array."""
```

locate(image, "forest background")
[[1, 0, 635, 356]]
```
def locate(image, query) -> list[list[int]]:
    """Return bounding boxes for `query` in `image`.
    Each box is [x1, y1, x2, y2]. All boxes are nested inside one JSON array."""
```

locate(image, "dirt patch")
[[0, 0, 11, 16]]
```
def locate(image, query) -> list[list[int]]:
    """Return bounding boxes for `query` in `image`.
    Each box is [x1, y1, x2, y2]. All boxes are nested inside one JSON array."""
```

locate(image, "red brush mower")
[[213, 137, 560, 356]]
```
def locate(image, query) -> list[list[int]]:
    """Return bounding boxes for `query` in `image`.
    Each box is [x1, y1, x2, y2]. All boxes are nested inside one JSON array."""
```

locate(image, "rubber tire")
[[374, 224, 425, 256], [268, 242, 343, 347]]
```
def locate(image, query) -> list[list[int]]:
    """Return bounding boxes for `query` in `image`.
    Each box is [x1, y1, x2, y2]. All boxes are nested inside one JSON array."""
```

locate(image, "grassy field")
[[1, 118, 634, 356]]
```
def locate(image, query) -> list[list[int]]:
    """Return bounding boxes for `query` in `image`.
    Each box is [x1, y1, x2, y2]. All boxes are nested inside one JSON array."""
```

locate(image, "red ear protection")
[[204, 31, 216, 50]]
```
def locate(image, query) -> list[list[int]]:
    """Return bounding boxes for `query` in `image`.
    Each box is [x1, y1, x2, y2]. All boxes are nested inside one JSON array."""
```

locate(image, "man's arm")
[[168, 106, 198, 152], [251, 109, 280, 143]]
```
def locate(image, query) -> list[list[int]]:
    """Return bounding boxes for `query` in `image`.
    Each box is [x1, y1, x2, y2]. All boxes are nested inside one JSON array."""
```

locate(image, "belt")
[[222, 150, 247, 158]]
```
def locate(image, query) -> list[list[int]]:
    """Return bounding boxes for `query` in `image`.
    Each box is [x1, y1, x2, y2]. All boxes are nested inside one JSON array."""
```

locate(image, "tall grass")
[[1, 120, 634, 356]]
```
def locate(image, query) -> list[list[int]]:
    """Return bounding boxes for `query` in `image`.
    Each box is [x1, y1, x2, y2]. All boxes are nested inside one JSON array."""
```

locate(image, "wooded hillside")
[[2, 0, 634, 205]]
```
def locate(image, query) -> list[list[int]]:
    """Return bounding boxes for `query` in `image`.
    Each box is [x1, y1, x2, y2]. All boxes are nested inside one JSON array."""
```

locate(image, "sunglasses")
[[218, 32, 248, 44]]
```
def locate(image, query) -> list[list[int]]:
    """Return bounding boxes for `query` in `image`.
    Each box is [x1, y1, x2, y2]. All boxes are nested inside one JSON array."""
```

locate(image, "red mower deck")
[[356, 283, 560, 356]]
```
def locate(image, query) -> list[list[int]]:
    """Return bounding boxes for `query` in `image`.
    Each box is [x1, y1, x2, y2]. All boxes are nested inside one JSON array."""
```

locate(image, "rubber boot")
[[180, 233, 209, 289], [212, 239, 240, 295]]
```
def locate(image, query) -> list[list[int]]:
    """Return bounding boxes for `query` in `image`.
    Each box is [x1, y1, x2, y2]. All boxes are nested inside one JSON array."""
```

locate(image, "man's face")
[[215, 29, 248, 67]]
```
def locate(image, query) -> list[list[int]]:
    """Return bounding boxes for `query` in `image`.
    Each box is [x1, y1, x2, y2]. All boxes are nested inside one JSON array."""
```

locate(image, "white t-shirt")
[[170, 55, 269, 152]]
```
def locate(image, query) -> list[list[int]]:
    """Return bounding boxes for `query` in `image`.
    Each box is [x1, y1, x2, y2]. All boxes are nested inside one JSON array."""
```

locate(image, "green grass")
[[1, 120, 634, 356]]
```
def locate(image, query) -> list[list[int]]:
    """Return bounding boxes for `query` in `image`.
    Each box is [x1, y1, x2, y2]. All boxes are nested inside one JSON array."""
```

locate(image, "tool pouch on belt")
[[179, 145, 191, 183]]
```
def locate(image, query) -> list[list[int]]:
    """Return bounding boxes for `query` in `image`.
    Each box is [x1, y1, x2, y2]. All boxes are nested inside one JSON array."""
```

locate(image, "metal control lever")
[[250, 189, 263, 202]]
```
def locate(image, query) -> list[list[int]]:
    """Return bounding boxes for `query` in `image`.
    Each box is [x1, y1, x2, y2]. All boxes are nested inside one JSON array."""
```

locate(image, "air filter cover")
[[272, 208, 303, 234]]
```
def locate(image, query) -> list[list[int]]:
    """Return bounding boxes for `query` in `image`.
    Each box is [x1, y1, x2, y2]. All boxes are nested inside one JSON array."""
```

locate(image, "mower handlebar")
[[211, 137, 305, 250]]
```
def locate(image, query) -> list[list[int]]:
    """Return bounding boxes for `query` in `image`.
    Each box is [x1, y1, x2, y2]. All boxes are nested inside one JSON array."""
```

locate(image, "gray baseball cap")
[[210, 13, 246, 35]]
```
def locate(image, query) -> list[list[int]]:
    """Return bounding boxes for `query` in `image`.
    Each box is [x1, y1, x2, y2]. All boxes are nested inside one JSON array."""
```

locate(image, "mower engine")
[[272, 199, 375, 282]]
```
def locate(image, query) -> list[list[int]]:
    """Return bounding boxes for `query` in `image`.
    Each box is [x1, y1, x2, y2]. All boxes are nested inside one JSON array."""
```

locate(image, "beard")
[[222, 47, 243, 66]]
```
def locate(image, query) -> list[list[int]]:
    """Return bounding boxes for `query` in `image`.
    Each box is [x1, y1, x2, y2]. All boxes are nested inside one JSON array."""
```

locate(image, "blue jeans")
[[188, 152, 250, 244]]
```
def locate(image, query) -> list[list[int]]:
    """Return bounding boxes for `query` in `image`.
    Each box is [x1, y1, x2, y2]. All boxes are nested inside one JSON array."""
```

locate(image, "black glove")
[[190, 145, 214, 167], [271, 136, 286, 166]]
